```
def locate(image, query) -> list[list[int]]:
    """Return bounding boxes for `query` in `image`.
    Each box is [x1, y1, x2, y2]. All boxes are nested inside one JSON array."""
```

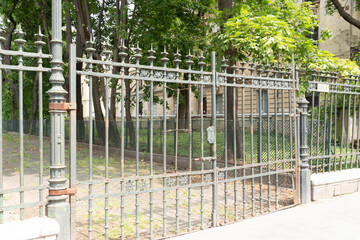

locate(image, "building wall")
[[318, 0, 360, 58], [81, 77, 200, 120], [294, 0, 360, 58]]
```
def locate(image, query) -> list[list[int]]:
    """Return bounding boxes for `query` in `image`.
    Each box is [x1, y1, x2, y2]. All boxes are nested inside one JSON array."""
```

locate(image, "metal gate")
[[0, 7, 299, 239], [67, 41, 300, 239]]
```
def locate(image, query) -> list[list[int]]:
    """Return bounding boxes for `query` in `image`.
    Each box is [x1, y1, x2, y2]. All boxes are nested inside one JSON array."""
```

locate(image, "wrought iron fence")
[[307, 71, 360, 173], [0, 7, 359, 240], [0, 26, 50, 224]]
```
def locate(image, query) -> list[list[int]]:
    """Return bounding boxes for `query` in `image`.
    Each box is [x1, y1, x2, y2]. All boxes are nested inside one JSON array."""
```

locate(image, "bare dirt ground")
[[1, 132, 295, 239]]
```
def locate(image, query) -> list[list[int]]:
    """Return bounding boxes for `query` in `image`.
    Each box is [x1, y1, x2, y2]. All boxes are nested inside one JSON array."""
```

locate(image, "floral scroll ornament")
[[166, 177, 176, 187], [125, 180, 134, 192], [154, 71, 164, 78], [218, 76, 226, 83], [140, 69, 150, 77], [204, 75, 211, 82], [308, 83, 316, 91], [343, 86, 351, 92], [261, 80, 268, 87], [180, 176, 188, 186], [205, 174, 212, 183], [218, 171, 225, 181], [167, 72, 176, 80], [252, 79, 260, 86], [139, 180, 148, 191]]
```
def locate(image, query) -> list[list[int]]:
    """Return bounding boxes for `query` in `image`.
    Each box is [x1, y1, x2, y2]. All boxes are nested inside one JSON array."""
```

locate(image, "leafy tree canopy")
[[215, 0, 360, 76]]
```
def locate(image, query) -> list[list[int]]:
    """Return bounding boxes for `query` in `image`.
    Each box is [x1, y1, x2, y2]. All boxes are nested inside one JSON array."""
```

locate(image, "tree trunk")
[[92, 76, 106, 145], [29, 72, 39, 134], [125, 66, 135, 147], [218, 0, 243, 162], [10, 93, 16, 120], [177, 87, 189, 130], [76, 31, 85, 141], [64, 0, 72, 100]]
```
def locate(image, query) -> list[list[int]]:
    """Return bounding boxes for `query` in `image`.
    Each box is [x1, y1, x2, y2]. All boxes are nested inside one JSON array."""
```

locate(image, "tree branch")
[[331, 0, 360, 29]]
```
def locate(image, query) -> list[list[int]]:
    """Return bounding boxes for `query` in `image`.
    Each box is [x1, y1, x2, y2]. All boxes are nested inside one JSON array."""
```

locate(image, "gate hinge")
[[49, 102, 77, 111], [49, 188, 77, 196]]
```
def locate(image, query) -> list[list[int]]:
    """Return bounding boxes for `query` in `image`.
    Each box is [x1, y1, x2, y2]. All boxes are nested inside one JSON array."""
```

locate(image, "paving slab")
[[170, 192, 360, 240]]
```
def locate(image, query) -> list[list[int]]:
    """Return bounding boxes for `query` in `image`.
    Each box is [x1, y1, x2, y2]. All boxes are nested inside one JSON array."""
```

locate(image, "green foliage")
[[215, 0, 360, 92]]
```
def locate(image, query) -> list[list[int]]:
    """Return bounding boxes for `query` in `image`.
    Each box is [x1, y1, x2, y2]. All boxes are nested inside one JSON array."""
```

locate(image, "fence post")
[[298, 97, 311, 204], [46, 0, 70, 239]]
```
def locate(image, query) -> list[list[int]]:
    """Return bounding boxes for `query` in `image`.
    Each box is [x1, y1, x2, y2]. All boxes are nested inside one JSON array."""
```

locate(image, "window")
[[152, 102, 157, 115], [174, 100, 178, 115], [257, 90, 269, 114], [203, 97, 207, 114], [216, 94, 223, 115], [139, 102, 143, 116]]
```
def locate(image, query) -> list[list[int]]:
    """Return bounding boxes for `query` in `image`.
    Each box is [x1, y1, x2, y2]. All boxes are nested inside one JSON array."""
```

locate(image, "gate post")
[[298, 98, 311, 204], [46, 0, 70, 239]]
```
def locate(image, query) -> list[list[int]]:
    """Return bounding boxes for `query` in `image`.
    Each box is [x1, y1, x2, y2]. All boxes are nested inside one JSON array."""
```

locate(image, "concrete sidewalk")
[[170, 192, 360, 240]]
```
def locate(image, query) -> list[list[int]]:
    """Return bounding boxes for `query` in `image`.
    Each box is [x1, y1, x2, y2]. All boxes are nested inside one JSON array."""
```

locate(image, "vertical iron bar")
[[148, 45, 155, 239], [0, 29, 4, 224], [211, 51, 218, 227], [86, 41, 95, 240], [103, 43, 111, 240], [266, 90, 271, 212], [15, 27, 25, 221], [199, 53, 205, 229], [310, 91, 315, 172], [340, 94, 346, 170], [119, 45, 126, 240], [334, 89, 338, 171], [174, 50, 181, 234], [232, 65, 238, 221], [222, 58, 228, 223], [241, 86, 246, 218], [35, 27, 45, 217], [250, 63, 255, 217], [357, 95, 360, 168], [258, 88, 263, 214], [69, 44, 77, 240], [345, 94, 351, 169], [274, 89, 278, 210], [282, 89, 285, 169], [328, 74, 335, 172], [316, 92, 321, 171], [350, 95, 356, 168], [289, 88, 293, 169], [322, 92, 328, 172], [161, 47, 168, 237], [186, 51, 193, 231]]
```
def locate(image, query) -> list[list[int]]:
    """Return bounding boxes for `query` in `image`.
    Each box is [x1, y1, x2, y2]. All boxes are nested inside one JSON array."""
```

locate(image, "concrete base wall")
[[0, 217, 59, 240], [311, 169, 360, 201]]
